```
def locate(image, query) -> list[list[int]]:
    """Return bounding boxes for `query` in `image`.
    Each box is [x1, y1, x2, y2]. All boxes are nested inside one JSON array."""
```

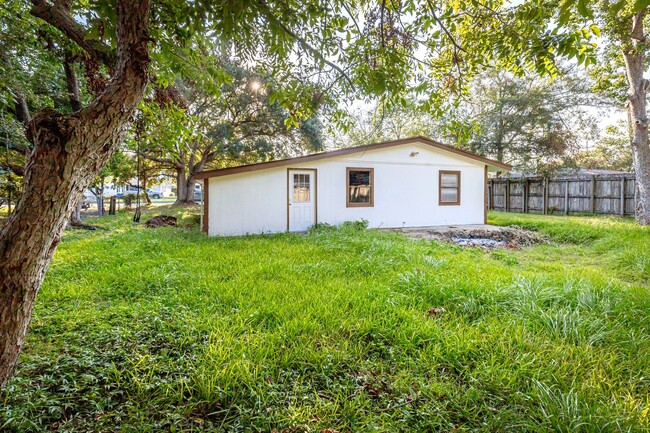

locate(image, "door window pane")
[[293, 173, 310, 202]]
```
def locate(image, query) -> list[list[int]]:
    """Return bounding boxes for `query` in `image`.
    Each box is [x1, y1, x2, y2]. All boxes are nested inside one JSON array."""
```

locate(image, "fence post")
[[590, 176, 596, 214], [109, 196, 116, 215], [489, 179, 494, 210], [505, 179, 510, 212], [620, 177, 626, 217], [543, 177, 549, 215], [523, 179, 529, 213], [634, 178, 638, 216], [564, 180, 569, 215]]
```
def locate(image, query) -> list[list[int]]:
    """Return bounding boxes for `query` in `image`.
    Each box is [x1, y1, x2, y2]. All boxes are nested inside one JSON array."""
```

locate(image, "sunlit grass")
[[2, 208, 649, 432]]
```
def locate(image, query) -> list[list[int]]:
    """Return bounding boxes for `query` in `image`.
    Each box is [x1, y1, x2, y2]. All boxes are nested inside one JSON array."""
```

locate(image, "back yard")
[[1, 209, 649, 432]]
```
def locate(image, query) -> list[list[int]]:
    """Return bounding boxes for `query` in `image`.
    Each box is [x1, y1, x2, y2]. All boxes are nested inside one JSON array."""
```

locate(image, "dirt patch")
[[392, 225, 547, 249], [144, 215, 177, 228]]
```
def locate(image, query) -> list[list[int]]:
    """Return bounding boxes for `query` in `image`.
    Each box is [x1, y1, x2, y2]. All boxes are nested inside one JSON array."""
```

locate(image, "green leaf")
[[632, 0, 650, 13], [590, 24, 601, 37], [577, 0, 594, 19], [559, 0, 576, 24], [610, 0, 627, 14]]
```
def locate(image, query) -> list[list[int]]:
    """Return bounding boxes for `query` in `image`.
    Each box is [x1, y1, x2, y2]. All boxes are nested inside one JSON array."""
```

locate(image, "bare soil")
[[391, 225, 547, 249], [144, 215, 177, 228]]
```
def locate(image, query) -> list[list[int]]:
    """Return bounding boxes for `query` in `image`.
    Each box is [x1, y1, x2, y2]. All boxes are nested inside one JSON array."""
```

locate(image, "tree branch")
[[12, 90, 31, 126], [380, 0, 386, 48], [77, 0, 150, 152], [137, 150, 174, 166], [29, 0, 116, 67], [631, 8, 646, 42], [257, 0, 355, 90], [342, 2, 362, 35], [0, 161, 25, 177], [0, 137, 31, 154], [63, 52, 83, 111], [426, 0, 467, 55]]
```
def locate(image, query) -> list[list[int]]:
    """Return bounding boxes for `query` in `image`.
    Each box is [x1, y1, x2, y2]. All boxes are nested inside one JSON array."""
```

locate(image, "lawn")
[[1, 209, 649, 432]]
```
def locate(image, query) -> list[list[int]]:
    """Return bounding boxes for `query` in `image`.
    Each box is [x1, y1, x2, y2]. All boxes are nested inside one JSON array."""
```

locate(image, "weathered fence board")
[[488, 175, 636, 216]]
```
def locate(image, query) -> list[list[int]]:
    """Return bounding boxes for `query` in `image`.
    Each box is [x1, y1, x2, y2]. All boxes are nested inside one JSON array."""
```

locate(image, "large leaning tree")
[[0, 0, 618, 386], [0, 0, 151, 386]]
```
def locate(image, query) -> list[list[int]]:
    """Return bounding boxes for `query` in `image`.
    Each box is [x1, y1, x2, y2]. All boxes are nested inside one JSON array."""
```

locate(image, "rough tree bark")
[[623, 9, 650, 225], [0, 0, 151, 387], [91, 177, 105, 216], [66, 199, 96, 230], [176, 168, 198, 204], [141, 173, 152, 205], [63, 52, 83, 112], [68, 200, 82, 225], [174, 147, 211, 205], [175, 160, 209, 205]]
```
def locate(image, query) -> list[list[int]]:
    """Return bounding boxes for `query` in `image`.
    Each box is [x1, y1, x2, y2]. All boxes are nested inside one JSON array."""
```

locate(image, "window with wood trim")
[[439, 170, 460, 205], [347, 168, 374, 207]]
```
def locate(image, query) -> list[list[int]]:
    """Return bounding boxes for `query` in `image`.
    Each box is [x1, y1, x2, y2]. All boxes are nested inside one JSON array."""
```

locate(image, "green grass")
[[2, 209, 649, 432], [151, 197, 177, 204]]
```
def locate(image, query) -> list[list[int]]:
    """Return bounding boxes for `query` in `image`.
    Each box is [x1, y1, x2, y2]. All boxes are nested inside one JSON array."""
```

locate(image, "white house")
[[196, 136, 511, 236]]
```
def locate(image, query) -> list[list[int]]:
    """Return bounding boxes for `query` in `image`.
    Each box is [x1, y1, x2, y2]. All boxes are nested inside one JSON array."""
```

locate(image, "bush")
[[341, 219, 369, 230]]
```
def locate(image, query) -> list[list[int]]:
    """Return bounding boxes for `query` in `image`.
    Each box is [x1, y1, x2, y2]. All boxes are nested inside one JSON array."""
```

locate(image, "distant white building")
[[196, 136, 511, 236], [84, 177, 174, 199]]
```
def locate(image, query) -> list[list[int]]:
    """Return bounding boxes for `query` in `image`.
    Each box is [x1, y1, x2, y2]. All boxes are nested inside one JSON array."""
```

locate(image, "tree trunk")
[[96, 195, 104, 216], [142, 173, 152, 205], [68, 200, 82, 225], [623, 9, 650, 225], [0, 0, 150, 387], [95, 178, 105, 216], [67, 200, 97, 230], [174, 169, 196, 204]]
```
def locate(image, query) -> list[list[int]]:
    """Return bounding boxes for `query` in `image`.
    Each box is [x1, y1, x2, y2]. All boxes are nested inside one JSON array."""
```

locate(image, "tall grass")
[[1, 209, 648, 432]]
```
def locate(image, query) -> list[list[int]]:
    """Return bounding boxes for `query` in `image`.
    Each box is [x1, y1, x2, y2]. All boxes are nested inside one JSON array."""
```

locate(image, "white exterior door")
[[288, 170, 316, 232]]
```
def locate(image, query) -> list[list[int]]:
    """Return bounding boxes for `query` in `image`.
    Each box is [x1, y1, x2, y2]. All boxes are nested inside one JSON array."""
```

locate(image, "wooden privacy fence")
[[488, 175, 637, 216]]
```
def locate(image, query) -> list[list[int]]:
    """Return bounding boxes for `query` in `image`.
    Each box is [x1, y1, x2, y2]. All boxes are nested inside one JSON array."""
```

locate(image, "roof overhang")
[[195, 136, 512, 179]]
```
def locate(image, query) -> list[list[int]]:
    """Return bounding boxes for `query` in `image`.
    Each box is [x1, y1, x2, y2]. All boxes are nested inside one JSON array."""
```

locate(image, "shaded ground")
[[391, 224, 547, 248]]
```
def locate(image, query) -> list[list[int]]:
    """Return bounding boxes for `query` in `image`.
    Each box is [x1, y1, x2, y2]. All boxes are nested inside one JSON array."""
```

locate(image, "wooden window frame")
[[346, 167, 374, 208], [439, 170, 461, 206]]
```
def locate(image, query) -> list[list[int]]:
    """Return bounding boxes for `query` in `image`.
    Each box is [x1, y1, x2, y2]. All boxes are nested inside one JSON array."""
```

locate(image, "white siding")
[[207, 141, 486, 236], [207, 168, 287, 236]]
